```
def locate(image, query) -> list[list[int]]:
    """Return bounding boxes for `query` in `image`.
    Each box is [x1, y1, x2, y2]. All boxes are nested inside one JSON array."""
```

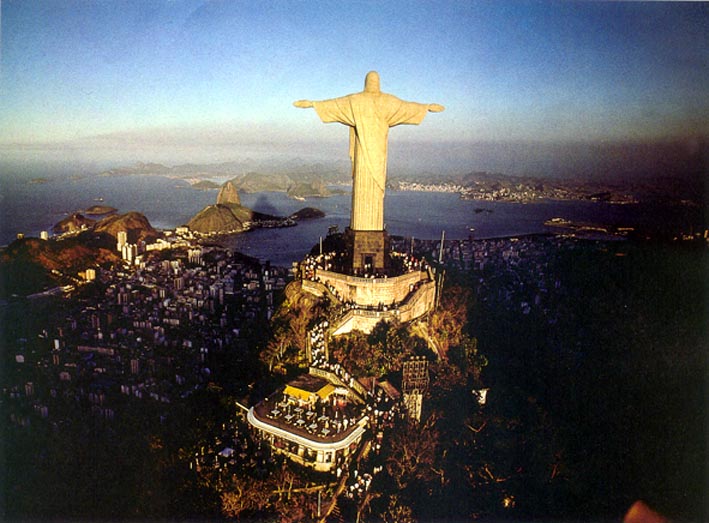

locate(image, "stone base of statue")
[[345, 228, 390, 274], [300, 228, 437, 336]]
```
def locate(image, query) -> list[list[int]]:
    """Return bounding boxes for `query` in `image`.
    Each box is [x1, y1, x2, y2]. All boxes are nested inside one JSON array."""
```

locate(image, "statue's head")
[[364, 71, 380, 93]]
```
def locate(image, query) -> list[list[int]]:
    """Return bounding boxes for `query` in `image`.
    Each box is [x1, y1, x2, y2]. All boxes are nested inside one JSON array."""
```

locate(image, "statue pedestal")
[[345, 228, 390, 274]]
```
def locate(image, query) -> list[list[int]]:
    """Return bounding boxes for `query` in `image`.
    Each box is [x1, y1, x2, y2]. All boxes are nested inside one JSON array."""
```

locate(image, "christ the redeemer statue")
[[294, 71, 444, 233]]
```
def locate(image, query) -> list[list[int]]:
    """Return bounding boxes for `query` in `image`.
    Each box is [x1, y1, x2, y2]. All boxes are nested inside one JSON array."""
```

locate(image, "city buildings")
[[3, 228, 289, 440]]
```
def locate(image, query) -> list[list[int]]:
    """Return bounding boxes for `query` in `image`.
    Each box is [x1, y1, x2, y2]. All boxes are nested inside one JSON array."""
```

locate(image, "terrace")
[[251, 377, 367, 444]]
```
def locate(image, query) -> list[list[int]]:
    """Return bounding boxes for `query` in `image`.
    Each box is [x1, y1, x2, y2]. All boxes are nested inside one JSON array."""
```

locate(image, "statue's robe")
[[313, 92, 429, 231]]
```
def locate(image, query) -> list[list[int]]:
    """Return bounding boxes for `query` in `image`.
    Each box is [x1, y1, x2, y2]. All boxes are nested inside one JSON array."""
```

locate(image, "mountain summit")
[[187, 204, 248, 234], [216, 181, 241, 205]]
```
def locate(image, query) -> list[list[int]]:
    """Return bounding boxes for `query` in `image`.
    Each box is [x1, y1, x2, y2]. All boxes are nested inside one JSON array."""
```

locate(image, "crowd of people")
[[341, 386, 406, 506], [293, 249, 431, 508], [261, 390, 363, 441], [300, 251, 339, 279], [309, 320, 329, 368], [299, 249, 429, 282]]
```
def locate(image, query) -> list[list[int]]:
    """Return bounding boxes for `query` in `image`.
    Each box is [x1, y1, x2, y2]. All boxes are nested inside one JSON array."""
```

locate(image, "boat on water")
[[544, 217, 572, 227]]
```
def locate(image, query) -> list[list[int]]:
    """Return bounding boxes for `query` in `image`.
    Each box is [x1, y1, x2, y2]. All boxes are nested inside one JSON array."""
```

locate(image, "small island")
[[187, 181, 324, 235], [289, 207, 325, 220], [191, 180, 221, 190], [286, 180, 340, 200], [83, 205, 118, 216]]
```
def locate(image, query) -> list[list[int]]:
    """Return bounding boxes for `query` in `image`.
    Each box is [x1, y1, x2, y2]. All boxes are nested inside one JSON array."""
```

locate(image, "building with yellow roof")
[[248, 373, 368, 472]]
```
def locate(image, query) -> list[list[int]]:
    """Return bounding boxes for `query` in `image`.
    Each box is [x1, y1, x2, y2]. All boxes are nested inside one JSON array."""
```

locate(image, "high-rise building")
[[121, 243, 137, 262], [188, 248, 203, 265], [116, 230, 128, 252], [174, 277, 184, 291]]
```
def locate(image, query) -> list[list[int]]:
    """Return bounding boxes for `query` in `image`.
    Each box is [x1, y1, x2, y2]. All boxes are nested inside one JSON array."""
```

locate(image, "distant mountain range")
[[96, 151, 704, 206], [99, 159, 351, 196]]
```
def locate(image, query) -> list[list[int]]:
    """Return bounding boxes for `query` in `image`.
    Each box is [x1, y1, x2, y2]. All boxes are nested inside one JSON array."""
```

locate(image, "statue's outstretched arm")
[[294, 100, 314, 109], [428, 104, 445, 113]]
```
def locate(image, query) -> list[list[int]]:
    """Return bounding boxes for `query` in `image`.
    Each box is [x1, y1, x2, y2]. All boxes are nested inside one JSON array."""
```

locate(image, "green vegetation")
[[330, 320, 433, 377], [191, 180, 221, 190], [287, 180, 337, 199], [83, 204, 118, 215], [250, 276, 499, 522], [259, 281, 328, 374], [0, 234, 120, 297]]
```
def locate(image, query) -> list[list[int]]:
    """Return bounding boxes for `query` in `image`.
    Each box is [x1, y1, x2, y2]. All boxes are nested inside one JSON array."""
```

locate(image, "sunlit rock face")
[[216, 181, 241, 206], [94, 211, 158, 243], [186, 204, 245, 234]]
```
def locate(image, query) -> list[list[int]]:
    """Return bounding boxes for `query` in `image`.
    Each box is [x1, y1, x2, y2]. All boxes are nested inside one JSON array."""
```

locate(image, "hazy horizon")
[[1, 136, 705, 185], [1, 1, 707, 181]]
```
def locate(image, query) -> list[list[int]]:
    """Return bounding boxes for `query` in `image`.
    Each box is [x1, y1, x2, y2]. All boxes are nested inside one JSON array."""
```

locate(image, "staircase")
[[327, 501, 344, 523]]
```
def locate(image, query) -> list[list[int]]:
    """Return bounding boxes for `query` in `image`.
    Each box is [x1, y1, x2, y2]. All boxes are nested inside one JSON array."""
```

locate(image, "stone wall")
[[347, 229, 390, 272], [331, 279, 436, 335], [301, 269, 436, 335], [302, 279, 326, 297], [314, 269, 425, 307]]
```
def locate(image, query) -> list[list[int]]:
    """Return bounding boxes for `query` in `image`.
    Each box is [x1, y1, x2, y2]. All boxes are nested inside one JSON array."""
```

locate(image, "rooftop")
[[285, 374, 332, 395], [252, 386, 366, 444]]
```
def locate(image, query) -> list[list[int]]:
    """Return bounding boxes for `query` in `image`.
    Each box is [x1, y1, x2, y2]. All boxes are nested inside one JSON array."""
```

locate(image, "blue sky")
[[0, 0, 707, 171]]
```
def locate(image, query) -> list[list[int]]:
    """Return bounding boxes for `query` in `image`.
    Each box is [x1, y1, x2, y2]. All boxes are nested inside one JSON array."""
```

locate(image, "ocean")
[[0, 172, 699, 266]]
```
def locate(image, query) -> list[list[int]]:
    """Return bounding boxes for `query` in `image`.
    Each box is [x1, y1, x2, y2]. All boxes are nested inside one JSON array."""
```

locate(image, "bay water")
[[0, 173, 695, 266]]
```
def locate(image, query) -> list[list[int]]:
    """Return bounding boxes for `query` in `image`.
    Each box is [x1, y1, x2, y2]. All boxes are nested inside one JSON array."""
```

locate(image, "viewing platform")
[[298, 249, 437, 334], [248, 374, 368, 473]]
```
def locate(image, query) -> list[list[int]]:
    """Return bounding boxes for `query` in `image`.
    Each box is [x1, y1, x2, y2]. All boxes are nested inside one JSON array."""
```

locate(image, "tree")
[[380, 494, 416, 523], [219, 465, 321, 522], [262, 282, 331, 373], [385, 414, 440, 491], [261, 322, 290, 372], [428, 286, 472, 357], [220, 474, 272, 519], [447, 334, 487, 385]]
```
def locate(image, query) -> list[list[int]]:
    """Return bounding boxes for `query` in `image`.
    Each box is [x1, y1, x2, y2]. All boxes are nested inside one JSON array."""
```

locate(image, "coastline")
[[2, 175, 703, 252]]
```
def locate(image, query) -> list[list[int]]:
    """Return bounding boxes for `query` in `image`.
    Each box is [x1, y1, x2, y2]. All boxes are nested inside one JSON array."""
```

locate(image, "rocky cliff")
[[186, 204, 248, 234], [0, 235, 120, 296], [94, 212, 158, 243], [53, 213, 96, 234], [216, 181, 241, 205]]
